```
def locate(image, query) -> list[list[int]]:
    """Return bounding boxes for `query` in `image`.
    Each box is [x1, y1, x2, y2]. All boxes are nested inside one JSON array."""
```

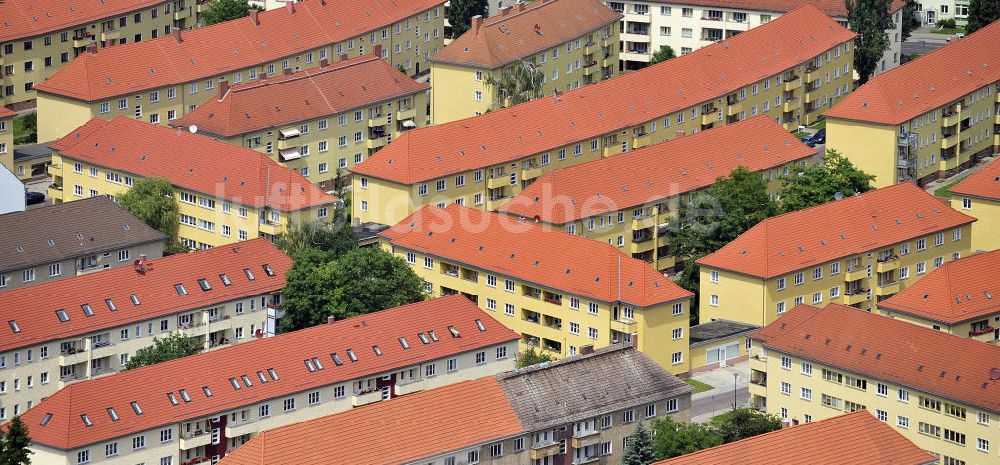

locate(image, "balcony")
[[842, 290, 869, 305], [90, 340, 116, 360], [630, 237, 655, 254], [47, 163, 61, 177], [784, 77, 802, 91], [47, 184, 63, 200], [805, 68, 820, 83], [875, 281, 899, 296], [368, 115, 389, 127], [58, 348, 89, 367], [573, 454, 600, 464], [179, 430, 211, 450], [875, 258, 899, 273], [701, 112, 718, 126], [632, 134, 652, 149], [632, 216, 656, 230], [941, 133, 959, 148], [844, 268, 866, 282], [258, 220, 280, 236], [352, 389, 382, 407], [397, 108, 417, 121], [174, 9, 190, 20], [276, 137, 298, 151], [72, 33, 95, 48], [726, 100, 743, 116], [366, 136, 388, 150], [485, 174, 508, 189], [805, 91, 819, 104], [625, 10, 652, 22], [969, 326, 995, 337], [225, 421, 259, 438], [655, 256, 676, 271], [941, 110, 961, 127], [542, 315, 563, 330], [610, 318, 638, 335], [100, 30, 120, 42], [783, 99, 800, 112], [531, 442, 561, 459], [571, 430, 600, 448], [750, 370, 767, 387], [521, 166, 542, 180], [543, 291, 562, 306]]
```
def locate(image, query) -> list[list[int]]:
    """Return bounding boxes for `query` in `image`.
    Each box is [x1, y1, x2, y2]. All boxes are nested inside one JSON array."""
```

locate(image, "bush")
[[936, 18, 957, 28]]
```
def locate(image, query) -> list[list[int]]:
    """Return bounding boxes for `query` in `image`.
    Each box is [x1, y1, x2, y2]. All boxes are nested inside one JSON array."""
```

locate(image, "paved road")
[[901, 27, 955, 56], [691, 387, 750, 423]]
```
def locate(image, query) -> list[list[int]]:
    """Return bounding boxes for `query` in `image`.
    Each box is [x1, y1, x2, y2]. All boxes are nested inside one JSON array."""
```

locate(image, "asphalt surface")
[[691, 387, 750, 423]]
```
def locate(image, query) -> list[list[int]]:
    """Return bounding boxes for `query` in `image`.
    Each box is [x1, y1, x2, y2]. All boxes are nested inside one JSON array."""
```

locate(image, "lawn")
[[930, 27, 964, 35], [684, 378, 714, 394], [808, 119, 826, 130], [793, 131, 808, 138], [933, 177, 966, 198]]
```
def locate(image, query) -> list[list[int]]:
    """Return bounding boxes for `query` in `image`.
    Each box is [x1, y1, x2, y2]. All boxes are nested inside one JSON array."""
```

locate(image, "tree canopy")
[[201, 0, 262, 26], [485, 60, 545, 109], [846, 0, 894, 84], [0, 416, 33, 465], [117, 177, 178, 240], [622, 423, 657, 465], [650, 417, 723, 459], [901, 0, 921, 41], [277, 220, 356, 259], [777, 149, 875, 213], [448, 0, 489, 37], [516, 347, 554, 368], [711, 407, 783, 443], [966, 0, 1000, 34], [123, 333, 202, 370], [650, 45, 677, 64]]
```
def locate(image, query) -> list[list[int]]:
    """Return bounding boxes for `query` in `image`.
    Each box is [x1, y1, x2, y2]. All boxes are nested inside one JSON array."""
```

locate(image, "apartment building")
[[749, 303, 1000, 465], [171, 53, 428, 191], [219, 345, 692, 465], [697, 182, 975, 327], [32, 0, 446, 143], [498, 117, 818, 272], [0, 0, 211, 108], [0, 197, 166, 292], [0, 107, 13, 173], [605, 0, 903, 76], [429, 0, 621, 123], [352, 4, 855, 226], [17, 295, 519, 465], [0, 239, 288, 421], [915, 0, 970, 26], [379, 204, 694, 374], [826, 19, 1000, 188], [877, 249, 1000, 343], [655, 410, 937, 464], [47, 117, 338, 249], [949, 157, 1000, 252]]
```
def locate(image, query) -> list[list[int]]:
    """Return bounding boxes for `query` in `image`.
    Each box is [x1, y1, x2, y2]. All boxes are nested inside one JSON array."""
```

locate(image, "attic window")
[[257, 371, 268, 383], [372, 345, 382, 356], [179, 389, 191, 402], [346, 349, 357, 361], [107, 407, 120, 421], [448, 325, 461, 338], [244, 268, 255, 280], [8, 320, 20, 333], [40, 413, 53, 427], [418, 332, 430, 344], [56, 309, 70, 322], [219, 274, 232, 286], [81, 414, 93, 427], [202, 386, 212, 397], [105, 299, 117, 311], [198, 279, 212, 291], [263, 264, 275, 276], [399, 337, 411, 349], [229, 378, 241, 390], [428, 330, 439, 342], [167, 392, 179, 405], [241, 375, 253, 387], [81, 304, 94, 317], [305, 359, 317, 372], [130, 294, 141, 305], [175, 284, 188, 296], [331, 353, 343, 366], [267, 368, 279, 381], [475, 319, 486, 331], [312, 357, 324, 370]]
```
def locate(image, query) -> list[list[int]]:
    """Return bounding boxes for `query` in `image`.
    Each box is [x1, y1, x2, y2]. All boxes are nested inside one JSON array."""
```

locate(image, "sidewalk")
[[688, 361, 749, 423], [922, 155, 994, 196]]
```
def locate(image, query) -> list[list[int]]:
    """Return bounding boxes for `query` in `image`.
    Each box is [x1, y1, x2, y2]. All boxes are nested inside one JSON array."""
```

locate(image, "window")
[[780, 382, 791, 395], [132, 435, 145, 450], [876, 409, 888, 422], [672, 303, 683, 316], [898, 388, 909, 403], [476, 351, 486, 364], [644, 403, 657, 418], [489, 443, 503, 458], [671, 351, 683, 364], [897, 415, 909, 428], [977, 438, 989, 452], [801, 362, 813, 375], [794, 272, 804, 285], [777, 277, 786, 290], [710, 270, 719, 283], [781, 356, 792, 370], [623, 409, 635, 423], [709, 295, 719, 306], [308, 391, 320, 405], [876, 383, 888, 396]]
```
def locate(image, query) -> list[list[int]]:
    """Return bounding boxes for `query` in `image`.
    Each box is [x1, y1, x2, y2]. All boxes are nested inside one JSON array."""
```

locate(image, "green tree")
[[13, 113, 37, 145], [650, 417, 722, 459], [485, 59, 545, 109], [846, 0, 894, 84], [966, 0, 1000, 34], [650, 45, 677, 64], [0, 416, 33, 465], [621, 423, 656, 465], [123, 333, 202, 370], [448, 0, 489, 37], [118, 177, 178, 238], [516, 347, 554, 368], [200, 0, 262, 26], [777, 149, 875, 213], [901, 0, 921, 41], [277, 220, 356, 259], [279, 248, 426, 332], [712, 407, 783, 444]]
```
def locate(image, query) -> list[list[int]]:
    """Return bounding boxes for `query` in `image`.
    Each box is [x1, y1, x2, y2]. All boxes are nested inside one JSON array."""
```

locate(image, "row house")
[[949, 157, 1000, 252]]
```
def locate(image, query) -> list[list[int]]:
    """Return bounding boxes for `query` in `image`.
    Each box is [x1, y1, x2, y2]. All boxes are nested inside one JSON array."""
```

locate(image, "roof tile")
[[949, 157, 1000, 200], [879, 249, 1000, 325], [0, 0, 165, 43]]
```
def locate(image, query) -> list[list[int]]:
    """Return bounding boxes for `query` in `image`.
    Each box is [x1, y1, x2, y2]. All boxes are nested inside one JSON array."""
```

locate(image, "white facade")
[[0, 166, 24, 215], [915, 0, 970, 25]]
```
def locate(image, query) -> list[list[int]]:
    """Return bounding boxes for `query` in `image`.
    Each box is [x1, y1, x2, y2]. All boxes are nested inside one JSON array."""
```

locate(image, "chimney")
[[171, 27, 182, 44], [327, 316, 336, 324], [500, 6, 511, 16], [373, 44, 382, 58], [580, 344, 595, 355], [86, 41, 97, 54], [319, 58, 329, 68], [248, 9, 260, 26], [286, 0, 295, 14], [218, 78, 230, 100], [472, 15, 483, 35]]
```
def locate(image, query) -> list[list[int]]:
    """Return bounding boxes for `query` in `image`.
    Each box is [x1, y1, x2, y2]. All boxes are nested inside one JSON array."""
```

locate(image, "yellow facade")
[[36, 6, 444, 142], [355, 42, 853, 226], [47, 153, 333, 249], [430, 23, 619, 124], [0, 113, 12, 175], [748, 343, 1000, 465], [873, 308, 1000, 345], [689, 335, 748, 373], [827, 83, 1000, 188], [383, 242, 692, 375], [0, 0, 208, 107], [700, 224, 973, 326], [952, 194, 1000, 252]]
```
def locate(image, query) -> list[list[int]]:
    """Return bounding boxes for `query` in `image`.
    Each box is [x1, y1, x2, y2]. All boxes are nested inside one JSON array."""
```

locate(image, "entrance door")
[[926, 10, 936, 24]]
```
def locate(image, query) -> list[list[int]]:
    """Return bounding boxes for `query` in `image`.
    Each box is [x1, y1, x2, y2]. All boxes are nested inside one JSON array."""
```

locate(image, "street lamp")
[[733, 373, 739, 411]]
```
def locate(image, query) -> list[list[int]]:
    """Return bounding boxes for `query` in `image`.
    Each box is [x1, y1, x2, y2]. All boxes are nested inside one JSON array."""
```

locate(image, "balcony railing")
[[969, 326, 994, 336]]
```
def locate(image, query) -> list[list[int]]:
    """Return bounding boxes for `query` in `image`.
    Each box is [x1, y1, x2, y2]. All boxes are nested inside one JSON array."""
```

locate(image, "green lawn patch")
[[809, 119, 826, 130], [933, 177, 965, 198], [685, 378, 715, 393], [793, 131, 808, 138], [930, 28, 964, 34]]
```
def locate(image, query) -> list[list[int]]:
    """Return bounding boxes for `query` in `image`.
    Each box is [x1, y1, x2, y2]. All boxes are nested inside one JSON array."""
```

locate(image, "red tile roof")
[[171, 54, 428, 137], [949, 157, 1000, 201], [754, 303, 1000, 413], [33, 0, 443, 102], [0, 0, 166, 43], [430, 0, 620, 69], [49, 117, 336, 211], [352, 4, 855, 184], [20, 295, 519, 450], [0, 238, 286, 352], [824, 18, 1000, 125], [697, 183, 976, 278], [654, 410, 936, 465], [218, 377, 523, 465], [0, 107, 16, 119], [499, 117, 816, 224], [642, 0, 904, 18], [381, 204, 692, 307], [879, 250, 1000, 325]]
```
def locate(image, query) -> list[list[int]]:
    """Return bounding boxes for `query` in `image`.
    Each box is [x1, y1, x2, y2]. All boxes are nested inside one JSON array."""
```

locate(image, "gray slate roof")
[[497, 345, 691, 431], [13, 143, 52, 162], [0, 197, 167, 273], [689, 319, 760, 346]]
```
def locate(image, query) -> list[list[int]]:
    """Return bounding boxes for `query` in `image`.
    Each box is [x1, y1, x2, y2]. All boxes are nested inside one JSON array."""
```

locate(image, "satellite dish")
[[188, 125, 198, 134]]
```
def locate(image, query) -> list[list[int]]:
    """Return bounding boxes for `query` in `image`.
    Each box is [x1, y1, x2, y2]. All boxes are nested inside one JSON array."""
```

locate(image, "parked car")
[[800, 128, 826, 147], [25, 191, 45, 205]]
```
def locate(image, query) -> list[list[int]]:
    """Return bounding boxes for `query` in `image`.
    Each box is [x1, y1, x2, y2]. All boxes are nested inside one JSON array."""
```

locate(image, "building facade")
[[17, 295, 520, 465], [171, 53, 429, 191], [379, 204, 694, 374], [352, 4, 855, 227], [498, 117, 818, 272], [697, 183, 975, 327], [0, 239, 289, 421], [0, 107, 14, 174], [749, 303, 1000, 465], [0, 0, 211, 108], [825, 20, 1000, 188], [219, 346, 693, 465], [949, 157, 1000, 252], [47, 118, 338, 249], [604, 0, 903, 76], [430, 0, 621, 123], [33, 0, 446, 143], [0, 197, 166, 292], [877, 249, 1000, 343]]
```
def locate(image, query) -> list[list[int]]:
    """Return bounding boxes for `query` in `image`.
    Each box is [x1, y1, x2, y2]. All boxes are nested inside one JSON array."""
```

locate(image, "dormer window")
[[55, 309, 69, 322]]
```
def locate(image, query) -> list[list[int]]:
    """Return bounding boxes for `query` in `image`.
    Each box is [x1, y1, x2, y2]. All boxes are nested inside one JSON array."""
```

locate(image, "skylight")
[[331, 353, 343, 366], [241, 375, 253, 387], [428, 330, 439, 342], [179, 389, 191, 402], [105, 298, 117, 311], [175, 284, 188, 296], [167, 392, 179, 405], [305, 359, 316, 372], [202, 386, 213, 397], [262, 264, 275, 276], [107, 407, 120, 421], [198, 278, 212, 291], [55, 309, 69, 322], [244, 268, 255, 280], [229, 378, 241, 390], [81, 414, 92, 426], [219, 273, 232, 286], [312, 357, 324, 370], [418, 332, 430, 344], [8, 320, 20, 333], [131, 402, 143, 415], [257, 371, 268, 383], [40, 413, 52, 427], [346, 349, 357, 362], [268, 368, 278, 381], [475, 319, 486, 331], [372, 345, 382, 356], [130, 294, 141, 305], [81, 304, 94, 317], [399, 337, 410, 349], [448, 325, 461, 338]]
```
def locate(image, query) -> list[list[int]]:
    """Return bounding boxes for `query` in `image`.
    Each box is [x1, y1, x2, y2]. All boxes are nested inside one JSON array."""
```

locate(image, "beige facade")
[[0, 112, 13, 174]]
